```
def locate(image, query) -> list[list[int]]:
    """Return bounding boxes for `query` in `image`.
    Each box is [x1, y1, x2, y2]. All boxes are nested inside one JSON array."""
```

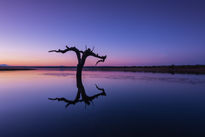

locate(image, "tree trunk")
[[76, 63, 83, 88]]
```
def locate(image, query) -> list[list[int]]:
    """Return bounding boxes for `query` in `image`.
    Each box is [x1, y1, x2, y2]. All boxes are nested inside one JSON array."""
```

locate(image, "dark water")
[[1, 70, 205, 137]]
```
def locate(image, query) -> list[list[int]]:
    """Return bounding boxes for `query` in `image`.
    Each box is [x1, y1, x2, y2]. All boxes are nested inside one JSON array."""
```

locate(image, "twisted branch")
[[49, 46, 83, 63], [82, 48, 107, 65], [49, 46, 106, 65]]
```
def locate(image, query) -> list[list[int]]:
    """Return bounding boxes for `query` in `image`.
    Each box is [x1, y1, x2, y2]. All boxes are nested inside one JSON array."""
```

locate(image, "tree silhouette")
[[48, 45, 107, 108], [49, 46, 107, 87]]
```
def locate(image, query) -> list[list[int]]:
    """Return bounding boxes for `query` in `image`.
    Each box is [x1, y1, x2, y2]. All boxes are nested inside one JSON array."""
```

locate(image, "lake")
[[1, 70, 205, 137]]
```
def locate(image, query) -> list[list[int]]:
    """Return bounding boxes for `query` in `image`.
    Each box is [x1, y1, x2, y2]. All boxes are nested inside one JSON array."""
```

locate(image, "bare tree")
[[49, 46, 107, 87], [48, 46, 107, 108]]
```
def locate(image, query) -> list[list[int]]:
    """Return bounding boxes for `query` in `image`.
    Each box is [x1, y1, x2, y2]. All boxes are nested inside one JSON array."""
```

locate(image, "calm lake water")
[[1, 70, 205, 137]]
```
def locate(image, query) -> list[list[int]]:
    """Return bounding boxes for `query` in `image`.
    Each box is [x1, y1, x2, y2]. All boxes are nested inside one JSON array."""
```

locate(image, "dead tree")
[[48, 46, 107, 108], [49, 46, 107, 87]]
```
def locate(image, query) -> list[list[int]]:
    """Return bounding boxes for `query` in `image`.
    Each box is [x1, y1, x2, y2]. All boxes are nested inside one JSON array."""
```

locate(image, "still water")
[[0, 70, 205, 137]]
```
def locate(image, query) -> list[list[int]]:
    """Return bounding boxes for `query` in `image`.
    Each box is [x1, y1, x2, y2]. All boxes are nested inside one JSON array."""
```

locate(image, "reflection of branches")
[[95, 84, 105, 92], [48, 84, 106, 108]]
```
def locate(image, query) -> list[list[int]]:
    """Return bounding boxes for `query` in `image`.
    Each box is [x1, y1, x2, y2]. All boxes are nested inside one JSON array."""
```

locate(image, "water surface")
[[1, 70, 205, 137]]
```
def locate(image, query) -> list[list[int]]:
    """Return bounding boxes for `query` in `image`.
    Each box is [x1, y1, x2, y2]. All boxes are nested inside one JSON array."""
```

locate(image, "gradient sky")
[[0, 0, 205, 66]]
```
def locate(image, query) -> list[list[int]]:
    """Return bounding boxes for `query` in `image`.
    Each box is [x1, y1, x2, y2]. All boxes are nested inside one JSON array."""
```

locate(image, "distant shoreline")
[[0, 65, 205, 74]]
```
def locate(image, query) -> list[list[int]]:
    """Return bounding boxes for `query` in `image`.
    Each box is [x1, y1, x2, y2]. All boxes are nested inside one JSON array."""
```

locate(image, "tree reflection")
[[48, 83, 106, 108], [48, 65, 106, 108]]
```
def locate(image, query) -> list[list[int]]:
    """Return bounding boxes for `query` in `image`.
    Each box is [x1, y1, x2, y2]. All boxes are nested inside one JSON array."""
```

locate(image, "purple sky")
[[0, 0, 205, 66]]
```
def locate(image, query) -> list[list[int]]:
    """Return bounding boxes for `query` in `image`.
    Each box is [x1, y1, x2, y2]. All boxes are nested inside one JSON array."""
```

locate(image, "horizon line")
[[1, 64, 205, 67]]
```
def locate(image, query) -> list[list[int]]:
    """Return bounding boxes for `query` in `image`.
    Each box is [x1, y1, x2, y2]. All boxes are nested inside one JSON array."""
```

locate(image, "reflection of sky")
[[0, 0, 205, 66], [1, 70, 205, 136]]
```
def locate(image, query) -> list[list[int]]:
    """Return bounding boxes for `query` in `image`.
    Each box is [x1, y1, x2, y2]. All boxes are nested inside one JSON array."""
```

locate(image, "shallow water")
[[0, 70, 205, 137]]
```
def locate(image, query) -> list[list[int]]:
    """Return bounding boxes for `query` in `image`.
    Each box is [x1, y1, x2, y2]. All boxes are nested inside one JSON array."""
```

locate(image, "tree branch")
[[49, 46, 107, 65], [83, 48, 107, 65], [49, 46, 83, 63]]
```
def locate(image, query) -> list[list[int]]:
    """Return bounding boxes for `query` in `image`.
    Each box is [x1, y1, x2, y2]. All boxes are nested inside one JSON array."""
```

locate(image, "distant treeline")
[[0, 65, 205, 74], [83, 65, 205, 74]]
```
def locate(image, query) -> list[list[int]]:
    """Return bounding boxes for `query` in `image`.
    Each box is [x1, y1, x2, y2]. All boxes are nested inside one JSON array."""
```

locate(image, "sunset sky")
[[0, 0, 205, 66]]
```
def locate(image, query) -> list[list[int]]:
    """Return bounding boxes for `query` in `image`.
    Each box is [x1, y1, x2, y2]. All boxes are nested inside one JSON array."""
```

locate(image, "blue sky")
[[0, 0, 204, 66]]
